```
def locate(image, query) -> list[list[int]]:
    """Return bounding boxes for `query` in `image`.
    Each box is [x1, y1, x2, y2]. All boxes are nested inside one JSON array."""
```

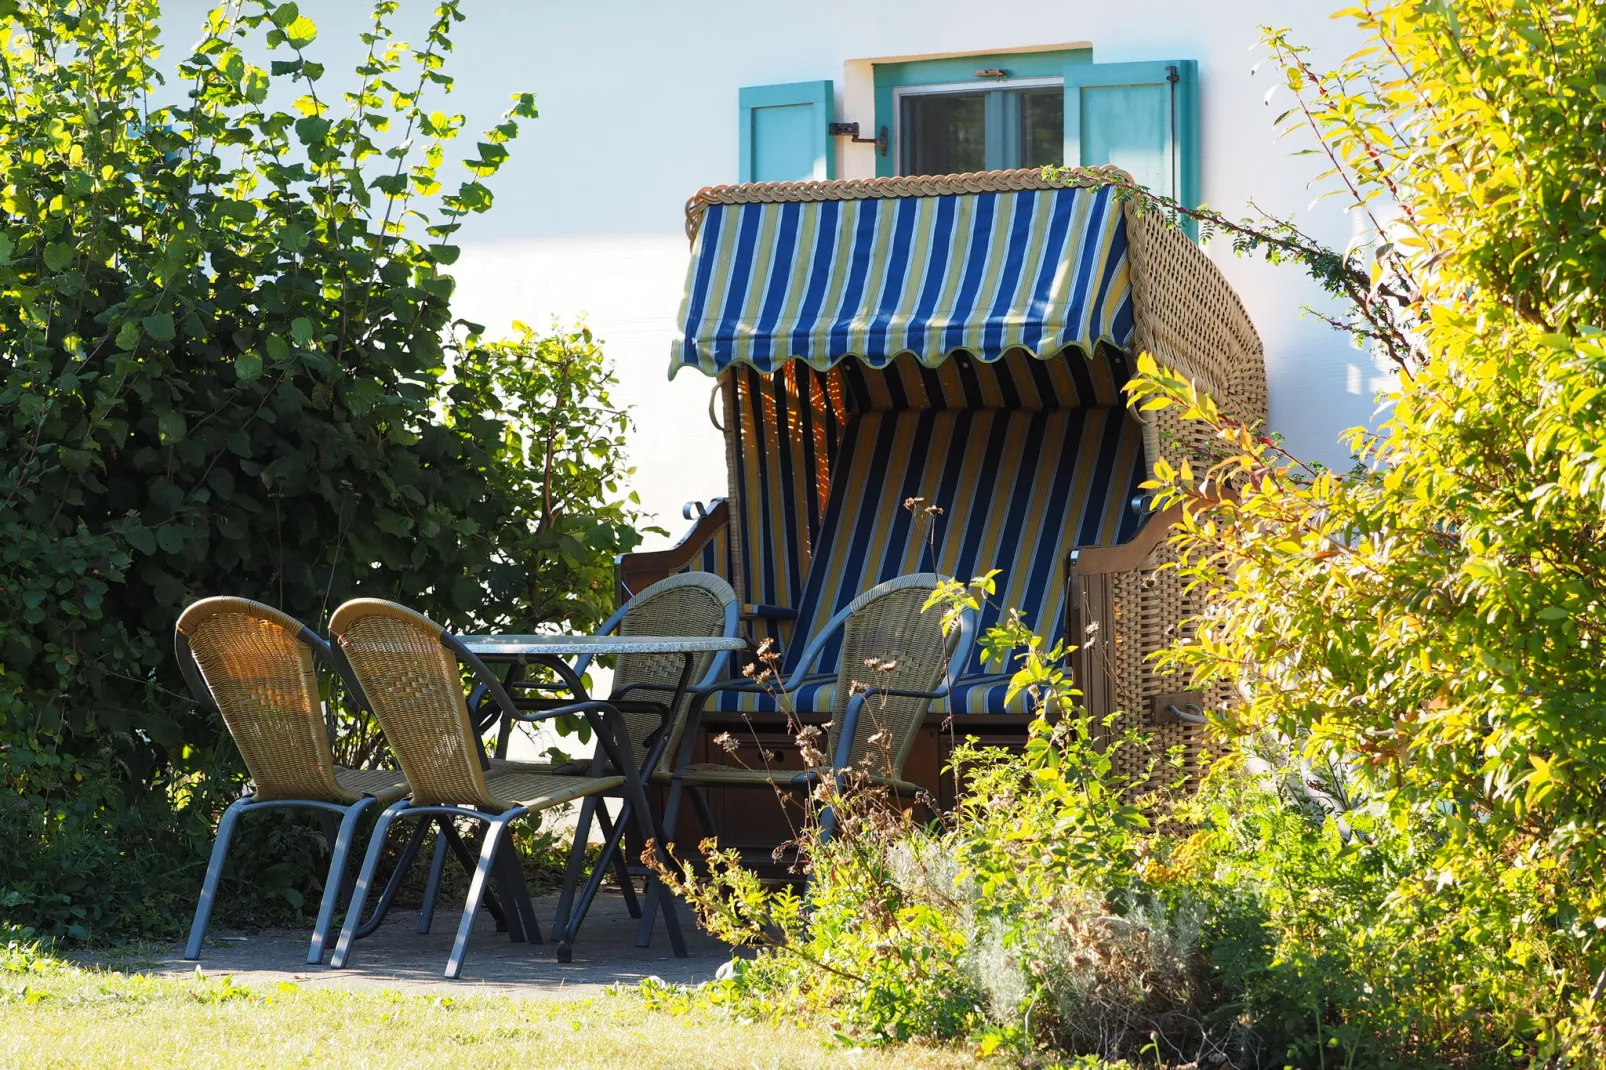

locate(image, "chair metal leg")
[[490, 835, 527, 945], [330, 801, 409, 969], [185, 797, 252, 960], [351, 806, 430, 941], [551, 795, 598, 947], [307, 797, 375, 965], [594, 805, 641, 918], [623, 775, 687, 957], [417, 819, 450, 935], [492, 833, 541, 945], [636, 777, 694, 949], [557, 800, 633, 957], [447, 815, 513, 980], [687, 785, 718, 840], [440, 821, 508, 931]]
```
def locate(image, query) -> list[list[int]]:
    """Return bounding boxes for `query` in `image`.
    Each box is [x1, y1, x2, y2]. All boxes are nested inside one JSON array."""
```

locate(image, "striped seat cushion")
[[714, 405, 1145, 715]]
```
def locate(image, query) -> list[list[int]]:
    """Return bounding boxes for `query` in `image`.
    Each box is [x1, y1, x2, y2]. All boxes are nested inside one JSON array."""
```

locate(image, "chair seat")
[[707, 672, 1030, 716], [487, 757, 586, 776], [671, 762, 921, 796], [332, 767, 410, 805], [482, 770, 624, 811]]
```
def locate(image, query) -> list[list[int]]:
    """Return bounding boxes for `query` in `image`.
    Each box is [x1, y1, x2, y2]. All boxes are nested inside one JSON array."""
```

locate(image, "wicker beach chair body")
[[325, 598, 686, 978], [174, 596, 409, 966], [621, 168, 1265, 787], [636, 573, 975, 943]]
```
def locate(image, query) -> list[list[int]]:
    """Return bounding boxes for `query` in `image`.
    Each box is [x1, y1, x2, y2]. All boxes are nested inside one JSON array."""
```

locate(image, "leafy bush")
[[0, 1, 644, 940], [1123, 0, 1606, 1059], [652, 3, 1606, 1063]]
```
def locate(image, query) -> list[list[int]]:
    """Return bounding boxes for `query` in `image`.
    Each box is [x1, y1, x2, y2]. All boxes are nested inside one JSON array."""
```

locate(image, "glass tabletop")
[[459, 634, 747, 657]]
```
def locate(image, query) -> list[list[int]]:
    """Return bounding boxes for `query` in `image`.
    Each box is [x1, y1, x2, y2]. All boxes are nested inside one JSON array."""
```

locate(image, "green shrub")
[[0, 1, 644, 941], [660, 1, 1606, 1064]]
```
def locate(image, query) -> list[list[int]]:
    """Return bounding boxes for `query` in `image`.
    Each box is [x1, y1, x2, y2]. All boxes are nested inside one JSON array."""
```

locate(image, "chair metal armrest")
[[740, 603, 798, 622], [539, 699, 641, 779], [832, 691, 868, 772], [827, 687, 943, 772]]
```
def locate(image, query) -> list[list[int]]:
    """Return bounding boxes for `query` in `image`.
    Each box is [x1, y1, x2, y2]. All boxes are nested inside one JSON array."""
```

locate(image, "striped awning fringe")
[[670, 182, 1134, 379]]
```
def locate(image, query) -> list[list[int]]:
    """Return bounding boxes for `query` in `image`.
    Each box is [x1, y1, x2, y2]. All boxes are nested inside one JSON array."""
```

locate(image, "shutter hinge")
[[1166, 64, 1180, 84], [828, 121, 889, 157]]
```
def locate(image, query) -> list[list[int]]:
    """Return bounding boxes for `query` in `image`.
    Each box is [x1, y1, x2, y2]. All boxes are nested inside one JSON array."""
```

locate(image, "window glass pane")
[[901, 92, 986, 175], [1018, 88, 1064, 168]]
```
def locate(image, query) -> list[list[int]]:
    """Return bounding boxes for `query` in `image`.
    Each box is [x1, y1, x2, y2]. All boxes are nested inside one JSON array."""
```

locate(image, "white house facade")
[[163, 1, 1379, 548]]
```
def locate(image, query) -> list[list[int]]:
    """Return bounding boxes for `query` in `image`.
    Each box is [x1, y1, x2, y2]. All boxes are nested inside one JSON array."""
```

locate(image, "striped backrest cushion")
[[781, 406, 1147, 679]]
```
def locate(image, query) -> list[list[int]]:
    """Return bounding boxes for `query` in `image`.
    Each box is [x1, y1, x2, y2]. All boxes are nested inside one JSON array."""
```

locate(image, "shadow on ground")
[[76, 891, 732, 998]]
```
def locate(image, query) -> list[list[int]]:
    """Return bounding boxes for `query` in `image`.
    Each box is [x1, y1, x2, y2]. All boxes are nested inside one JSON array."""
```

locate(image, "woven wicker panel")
[[684, 165, 1131, 244], [178, 598, 353, 804], [480, 770, 624, 812], [329, 600, 491, 808], [612, 573, 737, 773], [829, 574, 949, 777], [1123, 203, 1267, 426], [1103, 540, 1235, 785], [332, 767, 409, 805]]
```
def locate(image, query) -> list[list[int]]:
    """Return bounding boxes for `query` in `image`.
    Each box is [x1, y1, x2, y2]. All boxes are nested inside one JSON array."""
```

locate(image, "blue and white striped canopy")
[[669, 184, 1134, 379]]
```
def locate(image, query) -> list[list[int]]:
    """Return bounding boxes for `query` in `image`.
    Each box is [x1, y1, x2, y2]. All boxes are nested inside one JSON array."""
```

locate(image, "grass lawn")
[[0, 950, 987, 1069]]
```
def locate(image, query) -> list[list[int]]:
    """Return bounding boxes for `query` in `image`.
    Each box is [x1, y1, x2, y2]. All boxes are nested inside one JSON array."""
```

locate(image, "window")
[[873, 49, 1087, 179], [897, 81, 1064, 174], [736, 51, 1198, 216]]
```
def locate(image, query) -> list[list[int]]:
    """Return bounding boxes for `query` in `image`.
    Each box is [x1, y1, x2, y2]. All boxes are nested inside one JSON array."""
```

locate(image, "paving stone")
[[83, 891, 731, 999]]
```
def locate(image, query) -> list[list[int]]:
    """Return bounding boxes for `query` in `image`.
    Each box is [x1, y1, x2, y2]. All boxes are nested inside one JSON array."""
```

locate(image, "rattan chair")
[[175, 597, 410, 966], [506, 573, 739, 954], [639, 573, 975, 941], [325, 598, 685, 978]]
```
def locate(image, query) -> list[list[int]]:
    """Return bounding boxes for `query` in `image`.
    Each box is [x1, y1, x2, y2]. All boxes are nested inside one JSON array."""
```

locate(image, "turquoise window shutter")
[[738, 81, 835, 183], [1063, 60, 1198, 217]]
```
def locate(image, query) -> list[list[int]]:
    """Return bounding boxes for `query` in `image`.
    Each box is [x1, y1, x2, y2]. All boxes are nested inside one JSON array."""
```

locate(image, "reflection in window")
[[901, 93, 986, 176], [900, 85, 1065, 175], [1018, 88, 1063, 169]]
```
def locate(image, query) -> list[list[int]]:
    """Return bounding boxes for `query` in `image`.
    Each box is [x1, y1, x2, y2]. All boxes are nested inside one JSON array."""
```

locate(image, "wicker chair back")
[[612, 572, 737, 772], [827, 573, 952, 776], [328, 599, 491, 808], [176, 597, 352, 803]]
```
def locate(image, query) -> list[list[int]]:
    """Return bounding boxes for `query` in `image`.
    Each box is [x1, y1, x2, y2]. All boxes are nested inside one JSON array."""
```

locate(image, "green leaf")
[[428, 244, 460, 265], [115, 322, 141, 351], [234, 351, 263, 381], [293, 116, 331, 145], [270, 2, 300, 28], [142, 314, 175, 342], [285, 15, 318, 48], [155, 524, 186, 554], [156, 409, 187, 444], [280, 225, 309, 253], [242, 67, 270, 104], [290, 317, 314, 345], [265, 335, 290, 362], [43, 243, 73, 272]]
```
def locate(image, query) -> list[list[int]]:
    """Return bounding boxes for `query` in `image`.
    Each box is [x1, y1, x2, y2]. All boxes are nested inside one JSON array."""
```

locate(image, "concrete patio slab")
[[79, 891, 731, 999]]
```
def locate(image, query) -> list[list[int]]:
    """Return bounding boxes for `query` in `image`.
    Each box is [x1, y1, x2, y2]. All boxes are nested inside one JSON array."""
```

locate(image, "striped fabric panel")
[[834, 345, 1130, 411], [668, 520, 732, 581], [727, 363, 851, 648], [671, 186, 1134, 378], [716, 406, 1147, 715]]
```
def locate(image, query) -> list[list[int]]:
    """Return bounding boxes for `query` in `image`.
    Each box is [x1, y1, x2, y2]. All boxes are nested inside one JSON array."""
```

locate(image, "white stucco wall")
[[161, 1, 1381, 548]]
